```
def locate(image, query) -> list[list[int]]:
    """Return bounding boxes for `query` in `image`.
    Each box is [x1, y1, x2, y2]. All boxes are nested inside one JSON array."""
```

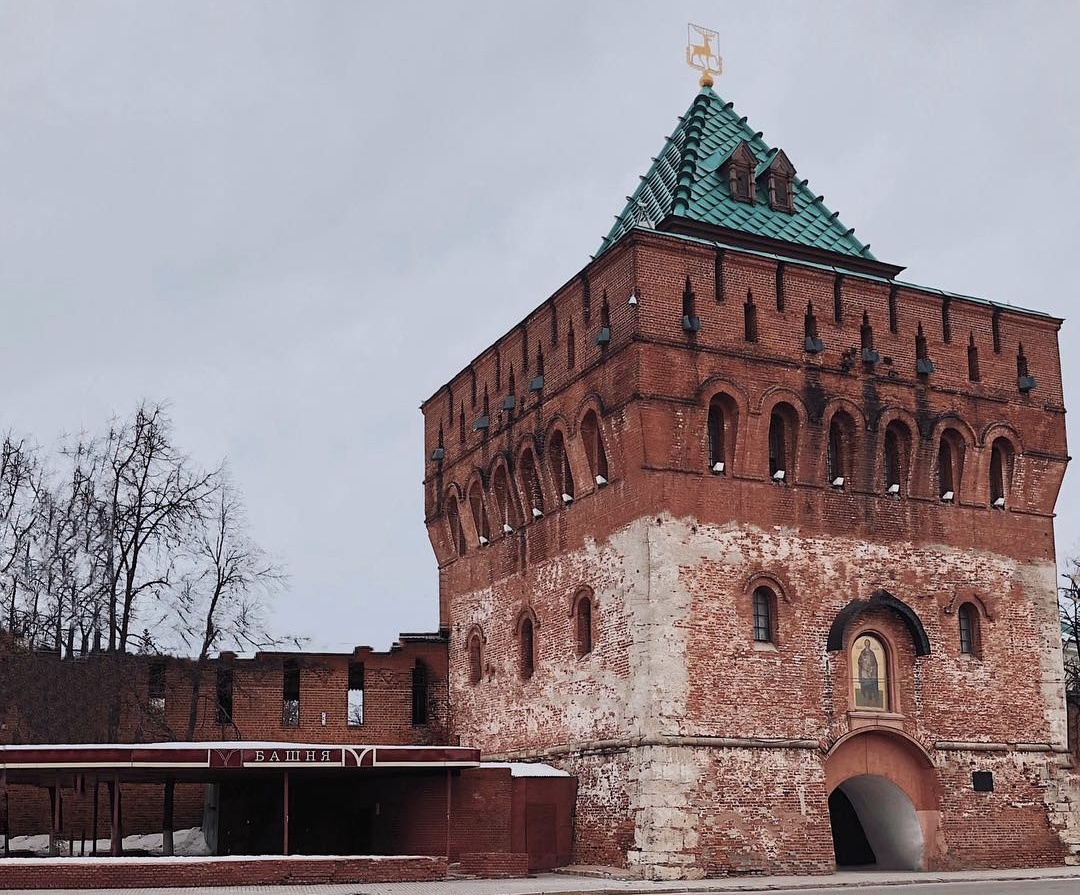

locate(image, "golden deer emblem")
[[686, 23, 722, 85]]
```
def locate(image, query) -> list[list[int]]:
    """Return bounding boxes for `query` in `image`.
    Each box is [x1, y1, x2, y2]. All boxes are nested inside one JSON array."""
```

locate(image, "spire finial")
[[686, 24, 722, 88]]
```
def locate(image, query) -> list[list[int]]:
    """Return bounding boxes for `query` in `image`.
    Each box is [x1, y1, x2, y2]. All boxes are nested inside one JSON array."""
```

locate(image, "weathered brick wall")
[[425, 230, 1076, 876], [0, 855, 447, 889]]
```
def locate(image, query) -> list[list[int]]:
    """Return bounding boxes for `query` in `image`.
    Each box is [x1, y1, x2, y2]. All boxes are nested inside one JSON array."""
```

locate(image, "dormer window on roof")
[[722, 142, 757, 205], [758, 149, 796, 215]]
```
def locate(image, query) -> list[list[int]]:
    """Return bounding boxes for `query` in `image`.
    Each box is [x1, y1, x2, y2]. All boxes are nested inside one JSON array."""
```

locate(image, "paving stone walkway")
[[7, 864, 1080, 895]]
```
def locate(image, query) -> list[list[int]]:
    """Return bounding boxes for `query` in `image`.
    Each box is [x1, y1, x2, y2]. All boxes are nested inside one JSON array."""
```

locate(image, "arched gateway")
[[825, 730, 942, 870]]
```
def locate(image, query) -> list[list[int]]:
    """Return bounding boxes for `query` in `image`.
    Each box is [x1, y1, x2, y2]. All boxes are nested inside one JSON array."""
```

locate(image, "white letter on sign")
[[306, 751, 316, 761], [321, 750, 331, 761], [285, 750, 300, 762], [255, 750, 264, 762]]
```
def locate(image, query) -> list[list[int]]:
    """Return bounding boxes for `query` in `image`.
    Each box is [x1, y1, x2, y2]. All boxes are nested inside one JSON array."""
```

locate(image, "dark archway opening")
[[828, 775, 924, 870], [829, 788, 875, 867]]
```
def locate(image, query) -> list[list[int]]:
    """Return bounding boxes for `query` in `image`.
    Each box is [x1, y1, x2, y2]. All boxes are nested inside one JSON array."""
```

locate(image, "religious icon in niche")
[[852, 635, 888, 710]]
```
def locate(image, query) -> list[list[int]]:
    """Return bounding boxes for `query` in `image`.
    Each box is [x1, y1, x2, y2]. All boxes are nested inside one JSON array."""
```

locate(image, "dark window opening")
[[575, 593, 593, 657], [744, 290, 758, 342], [347, 661, 364, 726], [519, 616, 535, 680], [733, 167, 752, 202], [775, 262, 785, 311], [833, 275, 843, 325], [828, 413, 854, 487], [752, 587, 774, 643], [216, 668, 233, 725], [550, 431, 574, 501], [958, 604, 978, 656], [519, 448, 545, 517], [411, 660, 429, 726], [148, 660, 166, 717], [581, 411, 609, 486], [714, 249, 725, 303], [446, 493, 466, 556], [768, 405, 797, 481], [938, 431, 964, 500], [991, 309, 1001, 353], [550, 301, 559, 347], [581, 275, 591, 324], [470, 368, 477, 408], [493, 465, 520, 532], [468, 635, 483, 685], [968, 333, 981, 382], [707, 394, 737, 474], [567, 322, 576, 369], [282, 659, 300, 727], [770, 174, 792, 213], [883, 421, 910, 495], [469, 481, 490, 545], [888, 285, 899, 333], [941, 298, 952, 343], [989, 437, 1013, 507], [972, 771, 994, 792]]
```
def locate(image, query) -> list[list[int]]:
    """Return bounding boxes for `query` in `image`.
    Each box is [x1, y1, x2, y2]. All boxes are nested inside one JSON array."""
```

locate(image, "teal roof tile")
[[599, 87, 876, 260]]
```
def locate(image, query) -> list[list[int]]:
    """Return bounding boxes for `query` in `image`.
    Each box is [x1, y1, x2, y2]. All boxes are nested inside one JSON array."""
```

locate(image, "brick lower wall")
[[459, 851, 529, 877], [0, 855, 447, 889]]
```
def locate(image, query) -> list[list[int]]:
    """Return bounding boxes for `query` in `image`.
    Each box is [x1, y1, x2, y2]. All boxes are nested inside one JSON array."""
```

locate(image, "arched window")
[[768, 403, 798, 481], [518, 447, 545, 519], [851, 633, 889, 711], [467, 632, 483, 685], [468, 481, 490, 545], [827, 411, 855, 487], [752, 587, 775, 643], [989, 437, 1014, 508], [492, 464, 520, 533], [411, 660, 429, 726], [958, 603, 980, 656], [938, 429, 965, 501], [549, 431, 574, 502], [446, 492, 466, 556], [883, 421, 911, 495], [518, 614, 536, 680], [707, 393, 738, 473], [580, 410, 609, 486], [574, 590, 593, 657]]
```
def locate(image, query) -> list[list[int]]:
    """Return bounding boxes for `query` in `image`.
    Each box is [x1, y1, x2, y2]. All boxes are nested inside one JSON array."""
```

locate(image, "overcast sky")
[[2, 1, 1078, 651]]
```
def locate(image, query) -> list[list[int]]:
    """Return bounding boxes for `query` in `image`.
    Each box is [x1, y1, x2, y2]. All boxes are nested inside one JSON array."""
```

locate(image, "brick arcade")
[[420, 84, 1080, 877]]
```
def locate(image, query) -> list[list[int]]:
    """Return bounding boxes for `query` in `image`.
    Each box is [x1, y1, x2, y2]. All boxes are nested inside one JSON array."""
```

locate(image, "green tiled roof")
[[598, 87, 875, 260]]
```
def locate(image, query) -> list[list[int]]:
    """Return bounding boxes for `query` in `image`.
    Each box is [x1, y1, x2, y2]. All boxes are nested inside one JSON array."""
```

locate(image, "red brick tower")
[[421, 85, 1079, 877]]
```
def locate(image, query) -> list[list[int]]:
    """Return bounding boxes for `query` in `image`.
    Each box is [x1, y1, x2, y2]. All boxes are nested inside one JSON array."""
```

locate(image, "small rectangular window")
[[972, 770, 994, 792], [282, 659, 300, 727], [148, 660, 166, 717], [347, 661, 364, 727], [216, 668, 234, 724]]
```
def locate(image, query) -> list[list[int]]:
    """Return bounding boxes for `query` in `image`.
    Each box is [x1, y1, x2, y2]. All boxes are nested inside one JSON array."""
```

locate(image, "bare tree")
[[172, 475, 284, 740], [93, 403, 219, 654], [1060, 563, 1080, 756], [0, 436, 42, 639]]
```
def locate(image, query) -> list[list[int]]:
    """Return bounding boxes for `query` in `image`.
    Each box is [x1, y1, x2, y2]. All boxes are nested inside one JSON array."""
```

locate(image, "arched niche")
[[826, 590, 931, 656]]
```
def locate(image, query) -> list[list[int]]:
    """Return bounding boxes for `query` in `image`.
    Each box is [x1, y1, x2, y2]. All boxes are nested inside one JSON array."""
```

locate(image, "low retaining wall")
[[0, 854, 447, 889], [459, 851, 529, 877]]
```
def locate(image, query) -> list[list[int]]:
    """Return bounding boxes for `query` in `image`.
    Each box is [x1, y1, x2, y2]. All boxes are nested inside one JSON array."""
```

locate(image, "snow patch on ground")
[[2, 826, 210, 857]]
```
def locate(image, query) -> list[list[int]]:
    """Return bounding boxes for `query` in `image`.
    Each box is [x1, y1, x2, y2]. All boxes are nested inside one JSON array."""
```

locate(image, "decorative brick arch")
[[826, 590, 931, 656], [871, 406, 919, 496], [822, 399, 866, 488], [757, 389, 809, 484], [824, 728, 942, 869], [743, 571, 794, 604], [699, 380, 748, 474]]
